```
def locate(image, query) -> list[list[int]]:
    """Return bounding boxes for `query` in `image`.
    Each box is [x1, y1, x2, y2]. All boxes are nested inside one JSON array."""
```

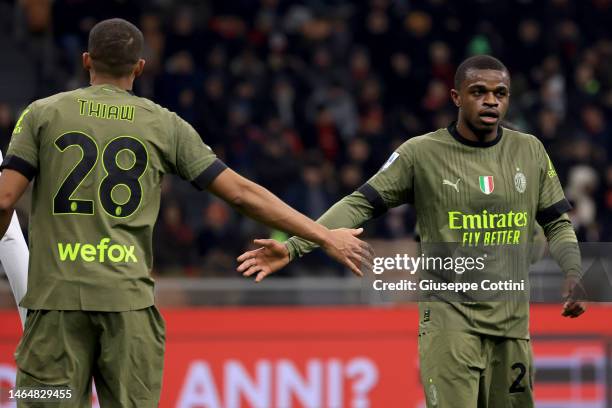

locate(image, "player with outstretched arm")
[[238, 55, 586, 408]]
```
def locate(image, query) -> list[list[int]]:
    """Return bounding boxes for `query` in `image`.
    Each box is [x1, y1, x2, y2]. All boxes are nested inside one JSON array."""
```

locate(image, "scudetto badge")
[[479, 176, 494, 195]]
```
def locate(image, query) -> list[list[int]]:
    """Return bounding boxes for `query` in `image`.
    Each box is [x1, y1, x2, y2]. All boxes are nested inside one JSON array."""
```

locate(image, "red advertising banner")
[[0, 305, 611, 407], [160, 308, 418, 408]]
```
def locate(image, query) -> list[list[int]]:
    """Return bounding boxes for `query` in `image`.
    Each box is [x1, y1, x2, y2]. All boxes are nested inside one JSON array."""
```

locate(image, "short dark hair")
[[454, 55, 509, 89], [88, 18, 144, 77]]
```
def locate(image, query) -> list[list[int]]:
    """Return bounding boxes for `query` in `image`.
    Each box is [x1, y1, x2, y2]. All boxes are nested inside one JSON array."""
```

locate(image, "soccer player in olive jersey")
[[0, 18, 372, 407], [238, 55, 586, 407]]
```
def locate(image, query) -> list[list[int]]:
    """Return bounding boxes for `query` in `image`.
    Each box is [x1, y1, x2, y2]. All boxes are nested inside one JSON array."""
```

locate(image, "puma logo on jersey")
[[442, 178, 461, 192]]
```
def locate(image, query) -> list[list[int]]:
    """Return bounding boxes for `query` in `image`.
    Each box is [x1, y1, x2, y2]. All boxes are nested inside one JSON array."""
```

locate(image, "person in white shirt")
[[0, 150, 29, 328]]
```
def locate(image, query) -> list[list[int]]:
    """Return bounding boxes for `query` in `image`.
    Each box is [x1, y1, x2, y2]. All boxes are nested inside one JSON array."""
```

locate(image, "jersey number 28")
[[53, 132, 148, 218]]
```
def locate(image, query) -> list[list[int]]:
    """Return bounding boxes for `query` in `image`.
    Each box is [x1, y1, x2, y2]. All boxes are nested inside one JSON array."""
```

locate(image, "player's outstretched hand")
[[561, 277, 587, 318], [320, 228, 374, 277], [237, 239, 290, 282], [237, 228, 374, 282]]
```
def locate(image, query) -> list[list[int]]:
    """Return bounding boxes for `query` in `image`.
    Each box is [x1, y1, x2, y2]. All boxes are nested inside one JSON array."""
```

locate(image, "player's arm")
[[284, 190, 377, 260], [238, 145, 414, 281], [208, 168, 371, 276], [536, 143, 584, 317], [169, 112, 371, 276], [542, 214, 584, 318]]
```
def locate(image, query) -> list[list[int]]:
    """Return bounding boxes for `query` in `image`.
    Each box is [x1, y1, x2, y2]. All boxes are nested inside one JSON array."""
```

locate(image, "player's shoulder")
[[502, 126, 545, 152], [130, 95, 183, 126], [116, 93, 185, 135], [395, 130, 447, 155], [130, 94, 167, 114], [502, 126, 539, 142], [28, 89, 79, 111]]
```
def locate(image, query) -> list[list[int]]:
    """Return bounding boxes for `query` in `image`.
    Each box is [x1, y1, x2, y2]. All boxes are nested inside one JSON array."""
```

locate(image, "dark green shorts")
[[418, 330, 534, 408], [15, 306, 165, 408]]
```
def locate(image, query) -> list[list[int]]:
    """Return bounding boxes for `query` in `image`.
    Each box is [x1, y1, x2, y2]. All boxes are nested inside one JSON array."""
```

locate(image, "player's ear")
[[133, 59, 146, 78], [82, 52, 92, 71], [450, 88, 461, 108]]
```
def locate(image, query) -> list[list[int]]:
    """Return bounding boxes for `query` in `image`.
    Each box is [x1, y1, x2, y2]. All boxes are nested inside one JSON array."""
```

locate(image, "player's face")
[[452, 69, 510, 133]]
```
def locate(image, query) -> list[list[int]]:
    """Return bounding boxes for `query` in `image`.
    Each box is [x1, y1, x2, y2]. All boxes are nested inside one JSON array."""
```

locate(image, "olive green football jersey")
[[2, 84, 226, 311], [363, 124, 570, 339]]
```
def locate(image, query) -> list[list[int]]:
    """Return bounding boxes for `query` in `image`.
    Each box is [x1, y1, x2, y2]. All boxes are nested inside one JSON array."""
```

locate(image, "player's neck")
[[90, 75, 134, 91], [456, 118, 498, 143]]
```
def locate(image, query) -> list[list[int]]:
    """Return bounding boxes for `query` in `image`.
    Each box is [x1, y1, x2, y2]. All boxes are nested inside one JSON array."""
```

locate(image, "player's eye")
[[496, 90, 507, 97]]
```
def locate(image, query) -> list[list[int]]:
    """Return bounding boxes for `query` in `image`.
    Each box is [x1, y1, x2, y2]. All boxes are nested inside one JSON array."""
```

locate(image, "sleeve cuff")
[[285, 240, 298, 261], [357, 183, 388, 218], [537, 198, 572, 226], [190, 159, 228, 190], [0, 155, 37, 180]]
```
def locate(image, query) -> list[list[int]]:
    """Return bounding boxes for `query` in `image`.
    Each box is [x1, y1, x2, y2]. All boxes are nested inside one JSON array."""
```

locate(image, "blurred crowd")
[[0, 0, 611, 276]]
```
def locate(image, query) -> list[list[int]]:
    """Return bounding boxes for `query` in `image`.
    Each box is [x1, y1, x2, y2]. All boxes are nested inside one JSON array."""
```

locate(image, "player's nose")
[[483, 91, 498, 106]]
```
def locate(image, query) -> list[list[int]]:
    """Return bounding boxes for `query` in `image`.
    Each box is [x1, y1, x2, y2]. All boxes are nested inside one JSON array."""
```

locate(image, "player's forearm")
[[543, 214, 581, 279], [232, 180, 334, 248], [286, 191, 374, 260]]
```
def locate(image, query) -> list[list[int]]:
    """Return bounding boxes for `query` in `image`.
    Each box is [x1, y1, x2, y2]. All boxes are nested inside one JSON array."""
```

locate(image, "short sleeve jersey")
[[361, 123, 570, 338], [2, 84, 227, 311]]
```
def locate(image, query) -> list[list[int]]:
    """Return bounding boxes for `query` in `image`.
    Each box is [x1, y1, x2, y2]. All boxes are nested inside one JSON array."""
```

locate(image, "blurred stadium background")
[[0, 0, 611, 407]]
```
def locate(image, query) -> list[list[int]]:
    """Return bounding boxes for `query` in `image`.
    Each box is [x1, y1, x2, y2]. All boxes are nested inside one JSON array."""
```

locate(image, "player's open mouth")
[[479, 110, 499, 124]]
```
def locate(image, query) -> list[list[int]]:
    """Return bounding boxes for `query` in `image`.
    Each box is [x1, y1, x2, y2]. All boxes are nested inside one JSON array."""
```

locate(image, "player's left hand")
[[561, 277, 587, 318]]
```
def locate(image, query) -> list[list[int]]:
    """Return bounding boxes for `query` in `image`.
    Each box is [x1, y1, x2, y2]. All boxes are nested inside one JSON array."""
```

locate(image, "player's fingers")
[[348, 228, 364, 236], [361, 242, 375, 257], [359, 256, 374, 274], [237, 248, 262, 262], [237, 262, 247, 273], [347, 248, 364, 265], [350, 250, 372, 270], [236, 252, 250, 263], [243, 264, 263, 278], [345, 258, 363, 277], [237, 258, 258, 273], [237, 258, 255, 272], [358, 243, 375, 260], [253, 239, 276, 247], [255, 270, 271, 283]]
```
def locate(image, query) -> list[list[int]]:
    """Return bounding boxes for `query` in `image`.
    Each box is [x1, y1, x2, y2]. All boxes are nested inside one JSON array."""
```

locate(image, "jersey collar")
[[84, 84, 135, 95], [447, 121, 503, 148]]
